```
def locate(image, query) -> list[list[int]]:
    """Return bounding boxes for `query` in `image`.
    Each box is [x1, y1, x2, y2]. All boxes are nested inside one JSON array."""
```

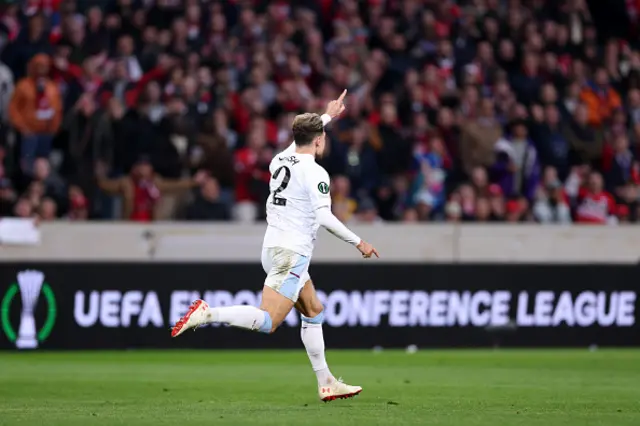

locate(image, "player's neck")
[[295, 145, 316, 157]]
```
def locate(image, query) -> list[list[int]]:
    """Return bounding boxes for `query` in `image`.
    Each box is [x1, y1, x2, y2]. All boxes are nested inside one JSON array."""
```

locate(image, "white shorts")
[[261, 247, 311, 302]]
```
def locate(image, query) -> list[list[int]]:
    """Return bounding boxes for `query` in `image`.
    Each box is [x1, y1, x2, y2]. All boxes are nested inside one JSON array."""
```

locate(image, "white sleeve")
[[305, 166, 333, 211], [305, 165, 360, 246], [316, 207, 361, 246], [321, 114, 332, 126]]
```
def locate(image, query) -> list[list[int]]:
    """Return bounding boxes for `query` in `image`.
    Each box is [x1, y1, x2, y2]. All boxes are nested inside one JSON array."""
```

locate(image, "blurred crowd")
[[1, 0, 640, 225]]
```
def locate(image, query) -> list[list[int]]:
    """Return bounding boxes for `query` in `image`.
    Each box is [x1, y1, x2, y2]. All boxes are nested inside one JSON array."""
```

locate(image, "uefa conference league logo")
[[1, 270, 56, 349]]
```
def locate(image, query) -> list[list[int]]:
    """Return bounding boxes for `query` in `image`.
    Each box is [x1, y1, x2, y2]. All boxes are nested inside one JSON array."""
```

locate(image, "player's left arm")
[[307, 167, 379, 258]]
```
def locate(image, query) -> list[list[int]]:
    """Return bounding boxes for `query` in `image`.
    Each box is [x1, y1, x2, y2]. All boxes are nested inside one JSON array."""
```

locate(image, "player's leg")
[[171, 297, 278, 337], [296, 279, 362, 401], [295, 280, 334, 385], [171, 247, 305, 337]]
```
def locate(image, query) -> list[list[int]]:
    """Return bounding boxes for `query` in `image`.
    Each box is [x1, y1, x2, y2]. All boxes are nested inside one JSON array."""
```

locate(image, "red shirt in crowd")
[[575, 188, 616, 224], [130, 181, 160, 222], [234, 148, 259, 202]]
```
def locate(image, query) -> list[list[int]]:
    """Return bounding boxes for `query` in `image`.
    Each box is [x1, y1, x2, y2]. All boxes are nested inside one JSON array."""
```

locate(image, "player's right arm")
[[306, 167, 379, 259]]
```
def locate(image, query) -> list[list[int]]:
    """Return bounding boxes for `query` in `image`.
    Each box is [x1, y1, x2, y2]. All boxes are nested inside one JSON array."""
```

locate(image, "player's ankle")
[[319, 376, 335, 386], [316, 368, 334, 385], [206, 307, 219, 323]]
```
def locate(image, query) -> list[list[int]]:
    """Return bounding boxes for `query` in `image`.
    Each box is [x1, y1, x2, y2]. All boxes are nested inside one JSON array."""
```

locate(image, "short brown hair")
[[292, 113, 324, 146]]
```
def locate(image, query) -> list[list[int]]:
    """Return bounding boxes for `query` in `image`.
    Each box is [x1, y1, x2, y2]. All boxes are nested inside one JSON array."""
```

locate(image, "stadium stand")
[[1, 0, 640, 224]]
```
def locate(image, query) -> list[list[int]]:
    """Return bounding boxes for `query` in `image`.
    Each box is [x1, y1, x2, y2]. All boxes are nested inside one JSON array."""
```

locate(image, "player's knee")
[[257, 310, 277, 334], [301, 307, 324, 325], [257, 310, 284, 334]]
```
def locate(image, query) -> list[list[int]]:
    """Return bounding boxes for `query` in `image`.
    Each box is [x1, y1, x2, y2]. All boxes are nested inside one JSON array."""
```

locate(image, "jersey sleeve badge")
[[318, 182, 330, 194]]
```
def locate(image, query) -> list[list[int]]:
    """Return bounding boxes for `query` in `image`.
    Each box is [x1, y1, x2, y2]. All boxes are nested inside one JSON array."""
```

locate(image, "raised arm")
[[283, 90, 346, 153]]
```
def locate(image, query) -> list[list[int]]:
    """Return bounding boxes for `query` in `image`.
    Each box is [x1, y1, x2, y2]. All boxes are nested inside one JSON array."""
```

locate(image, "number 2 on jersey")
[[272, 166, 291, 206]]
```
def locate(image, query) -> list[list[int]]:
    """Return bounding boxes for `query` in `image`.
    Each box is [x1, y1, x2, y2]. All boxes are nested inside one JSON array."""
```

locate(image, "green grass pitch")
[[1, 349, 639, 425]]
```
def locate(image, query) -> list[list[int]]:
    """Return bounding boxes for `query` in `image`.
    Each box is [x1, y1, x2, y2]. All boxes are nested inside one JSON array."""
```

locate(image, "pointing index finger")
[[338, 89, 347, 102]]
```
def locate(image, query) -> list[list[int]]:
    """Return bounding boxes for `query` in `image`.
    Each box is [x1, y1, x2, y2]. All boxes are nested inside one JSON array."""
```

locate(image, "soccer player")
[[171, 90, 379, 402]]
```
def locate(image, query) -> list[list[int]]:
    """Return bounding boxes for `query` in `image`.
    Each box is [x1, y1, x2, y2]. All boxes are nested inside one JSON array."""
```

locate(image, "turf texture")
[[0, 349, 639, 426]]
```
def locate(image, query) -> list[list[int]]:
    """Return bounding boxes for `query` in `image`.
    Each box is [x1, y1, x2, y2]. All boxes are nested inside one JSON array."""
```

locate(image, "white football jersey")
[[262, 142, 331, 257]]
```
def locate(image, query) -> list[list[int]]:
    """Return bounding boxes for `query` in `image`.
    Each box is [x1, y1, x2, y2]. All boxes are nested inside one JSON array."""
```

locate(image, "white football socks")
[[301, 321, 334, 385], [207, 306, 273, 334], [204, 305, 333, 384]]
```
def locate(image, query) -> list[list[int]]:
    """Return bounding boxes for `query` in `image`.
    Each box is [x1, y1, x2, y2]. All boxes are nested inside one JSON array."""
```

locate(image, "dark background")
[[1, 263, 638, 350]]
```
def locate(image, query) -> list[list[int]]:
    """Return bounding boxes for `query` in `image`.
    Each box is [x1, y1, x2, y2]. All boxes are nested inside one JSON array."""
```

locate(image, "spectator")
[[575, 171, 617, 224], [232, 129, 265, 222], [373, 179, 397, 222], [331, 175, 357, 223], [533, 179, 572, 224], [492, 119, 540, 202], [12, 197, 34, 218], [93, 98, 127, 175], [29, 157, 65, 204], [84, 7, 109, 56], [24, 180, 44, 212], [531, 104, 571, 180], [445, 199, 462, 222], [194, 116, 234, 191], [580, 67, 622, 128], [474, 197, 493, 222], [402, 208, 419, 222], [118, 93, 161, 173], [370, 103, 412, 175], [67, 184, 88, 220], [152, 95, 195, 179], [605, 134, 637, 194], [3, 13, 51, 79], [411, 135, 449, 219], [510, 51, 543, 106], [616, 204, 631, 223], [505, 198, 529, 223], [470, 166, 490, 197], [605, 134, 639, 219], [460, 98, 502, 176], [355, 197, 383, 224], [539, 84, 559, 108], [116, 34, 142, 83], [560, 81, 582, 120], [96, 156, 206, 222], [59, 93, 102, 185], [564, 103, 604, 166], [9, 54, 62, 174], [457, 184, 476, 222], [38, 196, 57, 221], [328, 123, 379, 195], [435, 107, 461, 173], [185, 177, 230, 221]]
